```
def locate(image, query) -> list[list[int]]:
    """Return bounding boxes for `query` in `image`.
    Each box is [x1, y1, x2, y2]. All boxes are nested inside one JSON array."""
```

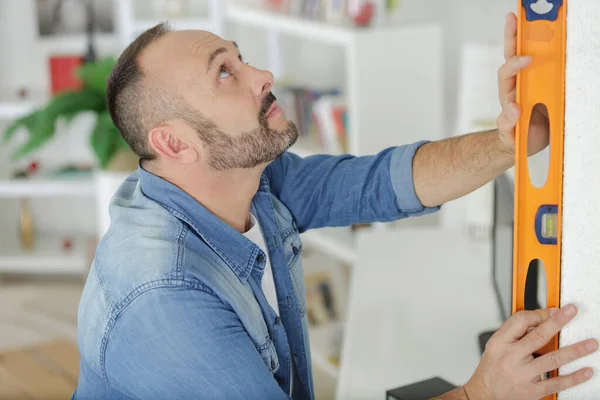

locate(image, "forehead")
[[140, 30, 237, 78], [190, 32, 238, 59]]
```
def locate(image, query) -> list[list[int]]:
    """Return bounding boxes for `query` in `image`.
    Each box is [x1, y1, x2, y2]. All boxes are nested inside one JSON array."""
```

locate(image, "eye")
[[219, 65, 231, 79]]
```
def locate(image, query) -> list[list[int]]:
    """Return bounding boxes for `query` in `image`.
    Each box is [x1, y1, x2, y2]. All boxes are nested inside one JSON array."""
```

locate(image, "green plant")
[[2, 57, 132, 169]]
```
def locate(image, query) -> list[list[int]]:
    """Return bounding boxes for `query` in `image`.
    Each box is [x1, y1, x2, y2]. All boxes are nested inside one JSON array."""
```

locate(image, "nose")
[[250, 66, 274, 98]]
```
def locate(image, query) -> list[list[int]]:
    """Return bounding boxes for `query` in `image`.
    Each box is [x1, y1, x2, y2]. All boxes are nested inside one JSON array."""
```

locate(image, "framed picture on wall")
[[35, 0, 115, 38]]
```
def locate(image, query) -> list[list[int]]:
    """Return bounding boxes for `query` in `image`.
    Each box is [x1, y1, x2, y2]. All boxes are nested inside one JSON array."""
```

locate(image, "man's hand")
[[496, 12, 549, 156], [463, 305, 597, 399], [410, 13, 554, 208]]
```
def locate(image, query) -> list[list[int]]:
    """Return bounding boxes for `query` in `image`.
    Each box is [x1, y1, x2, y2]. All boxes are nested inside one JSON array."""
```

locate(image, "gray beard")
[[182, 106, 299, 171]]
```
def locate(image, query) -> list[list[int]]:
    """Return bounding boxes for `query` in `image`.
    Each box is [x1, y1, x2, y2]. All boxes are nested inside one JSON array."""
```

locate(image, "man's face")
[[143, 30, 298, 171]]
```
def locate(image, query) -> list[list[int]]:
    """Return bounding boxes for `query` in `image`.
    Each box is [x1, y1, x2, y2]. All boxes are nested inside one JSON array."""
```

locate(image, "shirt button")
[[292, 246, 299, 255], [271, 359, 277, 370], [275, 316, 281, 324], [257, 253, 265, 263]]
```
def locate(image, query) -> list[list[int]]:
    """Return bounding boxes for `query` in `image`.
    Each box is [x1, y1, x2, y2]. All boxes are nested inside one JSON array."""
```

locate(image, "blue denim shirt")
[[73, 142, 440, 400]]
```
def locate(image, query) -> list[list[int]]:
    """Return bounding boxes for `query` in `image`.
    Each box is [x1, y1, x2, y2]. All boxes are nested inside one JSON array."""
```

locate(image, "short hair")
[[106, 22, 172, 162]]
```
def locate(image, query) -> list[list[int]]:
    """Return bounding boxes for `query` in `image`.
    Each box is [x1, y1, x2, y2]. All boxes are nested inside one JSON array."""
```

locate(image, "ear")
[[147, 125, 198, 164]]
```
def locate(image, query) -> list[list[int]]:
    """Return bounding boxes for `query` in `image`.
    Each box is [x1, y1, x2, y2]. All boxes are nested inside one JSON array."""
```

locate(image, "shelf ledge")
[[301, 229, 356, 265], [135, 18, 215, 32], [226, 3, 356, 46], [0, 235, 93, 274], [0, 177, 95, 198], [309, 322, 343, 380]]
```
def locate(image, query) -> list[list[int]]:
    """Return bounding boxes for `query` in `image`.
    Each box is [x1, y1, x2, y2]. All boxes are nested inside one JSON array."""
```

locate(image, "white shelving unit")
[[0, 1, 228, 276], [0, 91, 47, 121], [0, 174, 96, 274], [225, 1, 444, 268], [224, 2, 444, 390], [309, 321, 343, 380], [227, 4, 356, 46], [0, 89, 96, 275], [0, 177, 95, 198], [134, 18, 214, 32], [0, 3, 444, 394], [302, 228, 356, 266], [0, 234, 94, 275], [115, 0, 225, 47]]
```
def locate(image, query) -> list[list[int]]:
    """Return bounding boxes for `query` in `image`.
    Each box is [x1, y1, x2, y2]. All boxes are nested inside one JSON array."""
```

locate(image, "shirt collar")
[[137, 165, 271, 283]]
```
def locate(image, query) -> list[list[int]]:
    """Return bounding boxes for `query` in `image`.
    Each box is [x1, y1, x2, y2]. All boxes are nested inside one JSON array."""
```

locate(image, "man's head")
[[106, 23, 298, 172]]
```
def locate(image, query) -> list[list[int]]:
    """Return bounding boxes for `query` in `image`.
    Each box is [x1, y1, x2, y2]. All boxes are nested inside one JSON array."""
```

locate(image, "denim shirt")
[[73, 142, 440, 400]]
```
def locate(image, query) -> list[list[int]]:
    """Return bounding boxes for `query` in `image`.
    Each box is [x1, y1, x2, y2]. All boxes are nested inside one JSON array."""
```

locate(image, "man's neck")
[[150, 163, 264, 233]]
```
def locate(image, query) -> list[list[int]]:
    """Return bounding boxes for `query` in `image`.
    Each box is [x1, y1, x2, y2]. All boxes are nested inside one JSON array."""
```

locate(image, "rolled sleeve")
[[390, 140, 442, 216]]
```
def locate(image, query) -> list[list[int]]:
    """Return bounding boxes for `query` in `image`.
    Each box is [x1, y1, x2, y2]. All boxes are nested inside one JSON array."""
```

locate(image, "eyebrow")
[[206, 41, 241, 73]]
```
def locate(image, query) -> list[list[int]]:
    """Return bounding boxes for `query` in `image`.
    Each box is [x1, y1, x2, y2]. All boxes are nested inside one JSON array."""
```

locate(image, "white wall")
[[559, 0, 600, 396]]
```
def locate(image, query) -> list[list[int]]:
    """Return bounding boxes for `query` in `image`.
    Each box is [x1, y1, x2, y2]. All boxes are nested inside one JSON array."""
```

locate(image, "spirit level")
[[512, 1, 566, 397]]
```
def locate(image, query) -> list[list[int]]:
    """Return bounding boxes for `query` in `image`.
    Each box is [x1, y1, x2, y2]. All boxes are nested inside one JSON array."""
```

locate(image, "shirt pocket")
[[283, 225, 306, 317], [256, 336, 280, 375]]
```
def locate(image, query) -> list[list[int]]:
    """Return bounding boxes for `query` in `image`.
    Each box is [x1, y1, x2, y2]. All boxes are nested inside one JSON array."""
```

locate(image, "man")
[[73, 12, 596, 400]]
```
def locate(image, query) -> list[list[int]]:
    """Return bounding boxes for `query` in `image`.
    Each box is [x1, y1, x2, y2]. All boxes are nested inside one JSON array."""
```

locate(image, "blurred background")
[[0, 0, 552, 399]]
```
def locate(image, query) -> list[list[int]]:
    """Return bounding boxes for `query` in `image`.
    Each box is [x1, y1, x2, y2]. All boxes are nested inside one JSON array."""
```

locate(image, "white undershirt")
[[243, 213, 293, 395], [244, 213, 279, 315]]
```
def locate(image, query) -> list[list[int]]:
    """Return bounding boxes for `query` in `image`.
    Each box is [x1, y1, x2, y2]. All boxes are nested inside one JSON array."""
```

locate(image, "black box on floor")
[[386, 377, 457, 400]]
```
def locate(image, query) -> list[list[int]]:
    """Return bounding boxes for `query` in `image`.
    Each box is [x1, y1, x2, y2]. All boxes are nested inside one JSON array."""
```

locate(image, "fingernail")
[[520, 56, 532, 63], [586, 340, 598, 352], [584, 369, 594, 379], [564, 304, 577, 316]]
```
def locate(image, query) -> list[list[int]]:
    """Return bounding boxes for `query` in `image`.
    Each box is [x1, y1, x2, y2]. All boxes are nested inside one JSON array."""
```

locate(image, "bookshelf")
[[0, 1, 227, 277], [1, 2, 444, 394], [224, 0, 445, 267], [226, 3, 356, 46], [0, 234, 94, 275], [224, 2, 444, 389], [134, 18, 215, 32], [115, 0, 225, 47], [303, 228, 356, 266], [0, 91, 46, 121], [310, 321, 343, 380], [0, 176, 95, 198], [0, 172, 96, 274]]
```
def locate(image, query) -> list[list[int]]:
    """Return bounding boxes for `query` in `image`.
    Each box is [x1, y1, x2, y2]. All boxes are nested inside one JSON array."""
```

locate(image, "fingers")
[[498, 55, 531, 106], [530, 339, 598, 375], [495, 308, 558, 344], [535, 368, 594, 398], [517, 304, 579, 356], [496, 103, 520, 136], [498, 13, 531, 136], [504, 12, 518, 60]]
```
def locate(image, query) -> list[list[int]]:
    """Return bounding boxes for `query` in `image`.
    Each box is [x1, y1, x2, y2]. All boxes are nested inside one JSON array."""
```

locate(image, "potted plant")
[[2, 57, 139, 237]]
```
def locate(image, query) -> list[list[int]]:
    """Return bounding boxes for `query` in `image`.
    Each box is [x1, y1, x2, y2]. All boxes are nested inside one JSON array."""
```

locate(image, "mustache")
[[260, 92, 277, 116]]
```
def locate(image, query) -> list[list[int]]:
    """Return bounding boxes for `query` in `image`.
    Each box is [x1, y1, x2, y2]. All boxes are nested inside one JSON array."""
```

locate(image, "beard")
[[183, 92, 299, 171]]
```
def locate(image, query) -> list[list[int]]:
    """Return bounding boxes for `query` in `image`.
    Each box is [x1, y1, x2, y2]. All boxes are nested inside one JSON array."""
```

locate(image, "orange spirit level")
[[512, 0, 566, 396]]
